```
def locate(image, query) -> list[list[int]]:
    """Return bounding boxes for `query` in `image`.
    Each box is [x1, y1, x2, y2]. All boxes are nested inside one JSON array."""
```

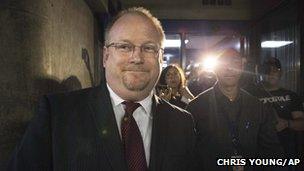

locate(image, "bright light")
[[235, 42, 241, 50], [203, 56, 218, 71], [261, 41, 293, 48], [184, 39, 189, 44], [164, 39, 181, 48]]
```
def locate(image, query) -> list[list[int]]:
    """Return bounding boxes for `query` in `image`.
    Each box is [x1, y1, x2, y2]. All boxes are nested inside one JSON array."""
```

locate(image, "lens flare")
[[202, 55, 218, 71]]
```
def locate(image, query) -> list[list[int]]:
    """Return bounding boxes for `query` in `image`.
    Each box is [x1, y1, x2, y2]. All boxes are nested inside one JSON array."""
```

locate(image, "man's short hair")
[[104, 7, 165, 47], [262, 57, 282, 74], [264, 57, 281, 69]]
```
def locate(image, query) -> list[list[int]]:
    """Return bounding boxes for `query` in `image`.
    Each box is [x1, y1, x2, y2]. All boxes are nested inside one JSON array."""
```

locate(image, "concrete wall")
[[0, 0, 99, 169]]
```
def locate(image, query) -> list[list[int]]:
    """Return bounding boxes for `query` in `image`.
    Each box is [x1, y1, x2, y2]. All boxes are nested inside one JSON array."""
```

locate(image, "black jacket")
[[8, 83, 197, 171]]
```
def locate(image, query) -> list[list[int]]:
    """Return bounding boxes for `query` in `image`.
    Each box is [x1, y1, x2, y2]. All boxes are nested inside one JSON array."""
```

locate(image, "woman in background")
[[157, 65, 194, 108]]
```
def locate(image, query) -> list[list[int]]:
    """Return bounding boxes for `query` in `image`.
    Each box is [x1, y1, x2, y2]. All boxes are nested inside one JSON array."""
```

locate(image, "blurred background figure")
[[187, 48, 284, 171], [157, 65, 194, 108], [246, 57, 304, 168], [187, 48, 283, 171]]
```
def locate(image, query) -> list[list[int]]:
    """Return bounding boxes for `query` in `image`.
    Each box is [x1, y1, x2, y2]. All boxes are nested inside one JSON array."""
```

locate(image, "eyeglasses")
[[106, 42, 164, 58]]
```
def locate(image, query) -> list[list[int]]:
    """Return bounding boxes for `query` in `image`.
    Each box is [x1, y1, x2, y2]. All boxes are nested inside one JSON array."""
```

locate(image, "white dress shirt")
[[106, 84, 153, 165]]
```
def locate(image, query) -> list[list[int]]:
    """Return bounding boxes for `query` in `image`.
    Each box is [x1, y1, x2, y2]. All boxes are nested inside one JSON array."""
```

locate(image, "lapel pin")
[[102, 129, 108, 135]]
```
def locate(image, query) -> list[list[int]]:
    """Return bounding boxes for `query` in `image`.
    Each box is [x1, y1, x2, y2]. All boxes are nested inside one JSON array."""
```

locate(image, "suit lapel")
[[87, 83, 127, 171], [149, 95, 168, 171]]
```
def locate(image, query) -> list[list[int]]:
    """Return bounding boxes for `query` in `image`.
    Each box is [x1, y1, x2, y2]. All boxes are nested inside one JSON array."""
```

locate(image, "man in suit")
[[8, 7, 197, 171], [187, 48, 284, 171]]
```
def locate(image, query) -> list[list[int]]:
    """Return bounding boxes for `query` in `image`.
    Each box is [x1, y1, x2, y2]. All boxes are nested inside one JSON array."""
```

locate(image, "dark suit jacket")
[[8, 83, 197, 171], [187, 86, 284, 171]]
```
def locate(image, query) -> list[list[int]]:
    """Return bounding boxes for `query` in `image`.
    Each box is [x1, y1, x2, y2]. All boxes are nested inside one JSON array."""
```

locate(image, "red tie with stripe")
[[121, 101, 148, 171]]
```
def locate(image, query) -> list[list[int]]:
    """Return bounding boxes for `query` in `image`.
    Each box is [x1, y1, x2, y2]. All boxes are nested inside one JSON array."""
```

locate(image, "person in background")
[[246, 57, 304, 168], [157, 65, 194, 108], [187, 48, 284, 171]]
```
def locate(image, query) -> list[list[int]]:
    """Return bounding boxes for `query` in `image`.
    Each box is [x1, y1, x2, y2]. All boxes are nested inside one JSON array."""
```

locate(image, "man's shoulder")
[[243, 83, 268, 98], [241, 88, 262, 103], [156, 96, 193, 120], [240, 89, 270, 113], [188, 87, 214, 106], [46, 86, 101, 104]]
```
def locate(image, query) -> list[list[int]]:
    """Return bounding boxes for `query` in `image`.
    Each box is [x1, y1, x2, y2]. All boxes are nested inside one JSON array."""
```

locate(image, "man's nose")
[[130, 46, 144, 63], [223, 65, 235, 71]]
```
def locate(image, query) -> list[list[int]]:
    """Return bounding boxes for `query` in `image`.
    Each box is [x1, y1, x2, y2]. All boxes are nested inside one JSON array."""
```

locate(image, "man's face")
[[266, 67, 281, 86], [215, 50, 243, 87], [103, 14, 162, 101]]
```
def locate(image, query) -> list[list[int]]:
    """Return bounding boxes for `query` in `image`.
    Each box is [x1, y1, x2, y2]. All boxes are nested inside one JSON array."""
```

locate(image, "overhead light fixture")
[[261, 41, 293, 48], [184, 39, 189, 44], [164, 39, 181, 48]]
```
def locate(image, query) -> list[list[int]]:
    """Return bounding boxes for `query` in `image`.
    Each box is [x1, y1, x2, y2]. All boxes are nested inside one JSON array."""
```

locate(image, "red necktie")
[[121, 101, 148, 171]]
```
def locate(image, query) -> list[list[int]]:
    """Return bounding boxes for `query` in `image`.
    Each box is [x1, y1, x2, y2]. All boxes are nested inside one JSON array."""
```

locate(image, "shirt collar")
[[214, 82, 241, 103], [107, 84, 124, 107], [107, 83, 153, 118]]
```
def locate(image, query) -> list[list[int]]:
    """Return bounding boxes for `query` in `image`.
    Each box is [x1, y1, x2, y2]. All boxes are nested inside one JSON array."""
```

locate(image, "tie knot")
[[122, 101, 141, 116]]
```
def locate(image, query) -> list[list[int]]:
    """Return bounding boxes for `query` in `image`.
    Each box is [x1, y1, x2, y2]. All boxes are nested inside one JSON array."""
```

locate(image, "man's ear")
[[103, 46, 109, 67], [159, 53, 163, 64]]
